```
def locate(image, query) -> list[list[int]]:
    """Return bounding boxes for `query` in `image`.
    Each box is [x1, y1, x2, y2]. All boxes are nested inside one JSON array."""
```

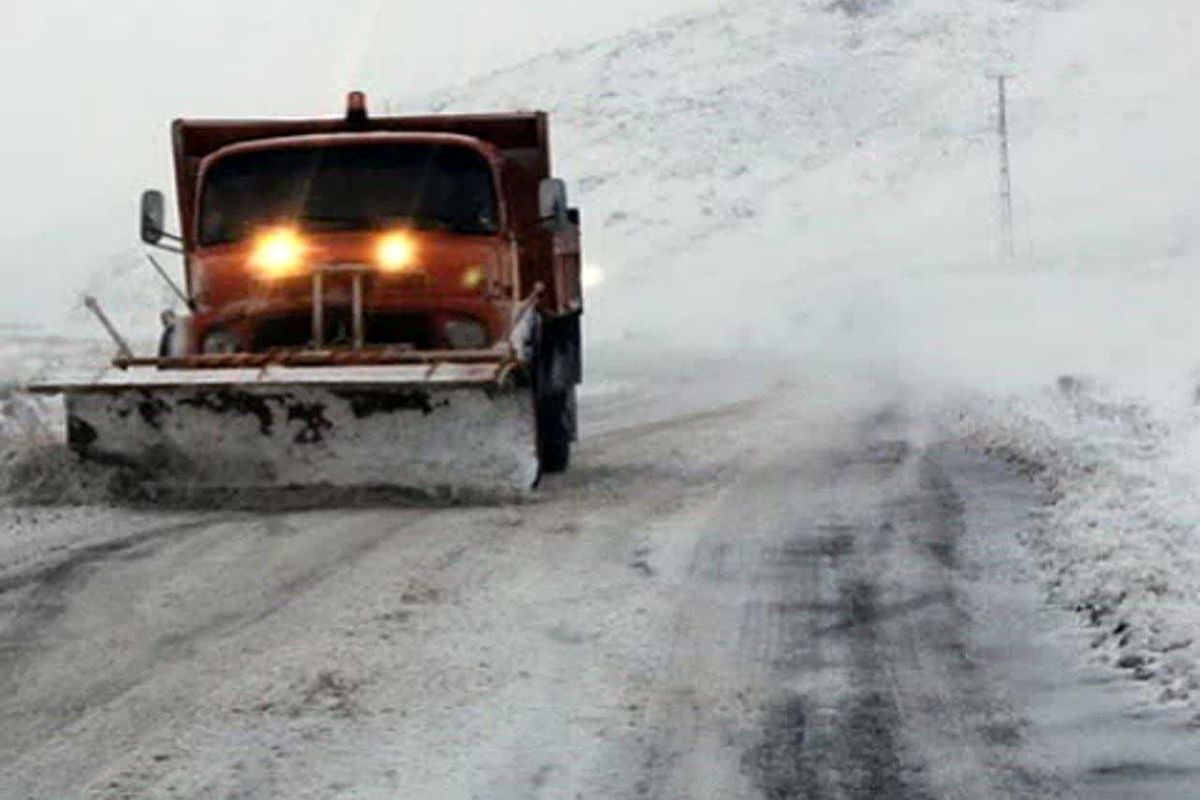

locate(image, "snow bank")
[[0, 328, 139, 504], [0, 330, 94, 448], [935, 0, 1200, 714], [953, 380, 1200, 715]]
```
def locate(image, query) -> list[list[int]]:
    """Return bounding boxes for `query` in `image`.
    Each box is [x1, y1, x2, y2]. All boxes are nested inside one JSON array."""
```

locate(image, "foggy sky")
[[0, 0, 704, 326]]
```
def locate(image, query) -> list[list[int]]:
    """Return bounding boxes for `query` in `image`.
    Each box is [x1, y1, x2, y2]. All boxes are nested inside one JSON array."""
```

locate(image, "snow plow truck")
[[31, 93, 583, 497]]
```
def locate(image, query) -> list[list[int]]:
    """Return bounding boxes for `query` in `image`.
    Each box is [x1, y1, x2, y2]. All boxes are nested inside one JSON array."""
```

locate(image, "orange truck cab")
[[138, 93, 583, 470]]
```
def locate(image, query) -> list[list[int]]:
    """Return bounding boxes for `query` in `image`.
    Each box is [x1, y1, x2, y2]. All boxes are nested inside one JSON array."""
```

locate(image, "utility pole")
[[995, 75, 1015, 261]]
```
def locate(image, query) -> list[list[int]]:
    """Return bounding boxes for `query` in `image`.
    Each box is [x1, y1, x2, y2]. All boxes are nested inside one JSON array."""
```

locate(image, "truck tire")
[[537, 386, 575, 474]]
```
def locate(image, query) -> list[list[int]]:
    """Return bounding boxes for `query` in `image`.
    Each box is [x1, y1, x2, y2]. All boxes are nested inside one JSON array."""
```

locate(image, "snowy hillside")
[[8, 0, 1200, 715], [426, 0, 1048, 351], [422, 0, 1197, 389], [423, 0, 1200, 716]]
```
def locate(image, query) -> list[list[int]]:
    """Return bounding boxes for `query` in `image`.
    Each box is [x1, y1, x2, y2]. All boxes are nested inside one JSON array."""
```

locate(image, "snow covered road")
[[3, 363, 1198, 799], [2, 0, 1199, 794]]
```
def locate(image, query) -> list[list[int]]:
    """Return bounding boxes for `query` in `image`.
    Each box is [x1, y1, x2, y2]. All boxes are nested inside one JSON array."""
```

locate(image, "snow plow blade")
[[28, 360, 539, 500]]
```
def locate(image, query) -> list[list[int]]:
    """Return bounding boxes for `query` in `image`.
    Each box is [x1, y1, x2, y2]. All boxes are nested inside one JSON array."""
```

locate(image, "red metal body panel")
[[189, 226, 515, 352], [167, 103, 580, 355], [171, 109, 578, 318]]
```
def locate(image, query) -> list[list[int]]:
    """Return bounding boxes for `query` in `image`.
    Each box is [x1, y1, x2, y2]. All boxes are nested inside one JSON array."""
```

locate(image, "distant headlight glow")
[[462, 265, 485, 290], [582, 264, 605, 289]]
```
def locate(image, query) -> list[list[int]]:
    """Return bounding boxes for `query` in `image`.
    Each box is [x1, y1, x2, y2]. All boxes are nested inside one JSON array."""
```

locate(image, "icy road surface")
[[2, 360, 1199, 799]]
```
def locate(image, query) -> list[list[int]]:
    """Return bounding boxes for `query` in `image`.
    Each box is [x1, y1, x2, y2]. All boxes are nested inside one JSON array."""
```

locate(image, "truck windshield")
[[198, 143, 499, 245]]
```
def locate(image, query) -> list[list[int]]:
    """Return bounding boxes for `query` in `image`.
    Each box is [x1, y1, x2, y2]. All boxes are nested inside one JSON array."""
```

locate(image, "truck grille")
[[251, 310, 434, 350]]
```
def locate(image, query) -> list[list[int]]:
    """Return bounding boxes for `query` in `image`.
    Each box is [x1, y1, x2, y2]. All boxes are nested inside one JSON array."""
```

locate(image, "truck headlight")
[[443, 318, 488, 350], [376, 232, 417, 272], [201, 328, 241, 354], [250, 228, 306, 279]]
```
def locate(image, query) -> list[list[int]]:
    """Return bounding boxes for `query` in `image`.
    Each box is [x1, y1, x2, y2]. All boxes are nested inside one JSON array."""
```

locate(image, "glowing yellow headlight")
[[376, 232, 417, 272], [250, 228, 306, 279]]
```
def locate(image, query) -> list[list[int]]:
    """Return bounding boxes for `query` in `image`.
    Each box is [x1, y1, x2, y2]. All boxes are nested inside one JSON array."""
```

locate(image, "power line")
[[994, 74, 1016, 262]]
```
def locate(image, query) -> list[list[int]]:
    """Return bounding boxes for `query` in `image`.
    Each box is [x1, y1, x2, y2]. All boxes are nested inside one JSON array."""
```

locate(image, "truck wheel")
[[537, 387, 575, 474]]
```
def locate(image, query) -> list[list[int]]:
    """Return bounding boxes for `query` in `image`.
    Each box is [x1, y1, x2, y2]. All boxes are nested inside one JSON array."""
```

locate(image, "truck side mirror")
[[538, 178, 570, 231], [140, 190, 166, 245]]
